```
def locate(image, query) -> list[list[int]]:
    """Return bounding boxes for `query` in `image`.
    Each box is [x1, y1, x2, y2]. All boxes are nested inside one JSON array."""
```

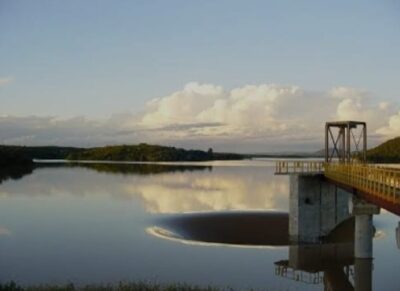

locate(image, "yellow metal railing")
[[275, 160, 400, 203], [275, 160, 324, 175], [324, 163, 400, 203]]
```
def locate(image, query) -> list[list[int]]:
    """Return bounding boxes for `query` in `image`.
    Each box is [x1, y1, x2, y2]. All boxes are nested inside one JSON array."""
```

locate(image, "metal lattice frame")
[[325, 121, 367, 163]]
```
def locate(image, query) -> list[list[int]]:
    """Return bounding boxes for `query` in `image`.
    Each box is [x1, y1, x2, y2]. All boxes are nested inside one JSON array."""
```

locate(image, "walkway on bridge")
[[275, 161, 400, 204]]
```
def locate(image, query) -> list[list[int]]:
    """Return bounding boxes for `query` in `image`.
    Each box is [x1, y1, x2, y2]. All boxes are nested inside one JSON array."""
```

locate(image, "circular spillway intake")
[[147, 211, 289, 248]]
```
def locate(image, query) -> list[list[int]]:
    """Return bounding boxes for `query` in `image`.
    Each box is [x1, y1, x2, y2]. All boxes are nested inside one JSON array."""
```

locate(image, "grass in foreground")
[[0, 282, 240, 291]]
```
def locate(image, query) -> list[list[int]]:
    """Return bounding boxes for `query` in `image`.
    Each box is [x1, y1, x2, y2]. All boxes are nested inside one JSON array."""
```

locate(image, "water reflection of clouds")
[[374, 230, 386, 240], [130, 173, 289, 213], [0, 226, 11, 236], [0, 166, 289, 213]]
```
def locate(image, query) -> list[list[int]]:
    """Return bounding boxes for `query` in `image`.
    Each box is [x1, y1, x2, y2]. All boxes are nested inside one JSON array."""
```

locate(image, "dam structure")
[[273, 121, 396, 291], [274, 120, 400, 256]]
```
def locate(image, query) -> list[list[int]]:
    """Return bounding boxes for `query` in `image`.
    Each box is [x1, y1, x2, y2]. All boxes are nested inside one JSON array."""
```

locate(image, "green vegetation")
[[0, 146, 33, 166], [0, 145, 83, 166], [366, 137, 400, 163], [0, 282, 230, 291], [0, 145, 82, 161], [66, 144, 244, 162], [0, 144, 244, 163]]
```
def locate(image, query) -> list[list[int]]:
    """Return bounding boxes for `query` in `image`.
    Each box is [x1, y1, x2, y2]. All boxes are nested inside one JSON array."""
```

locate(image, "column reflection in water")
[[354, 258, 373, 291]]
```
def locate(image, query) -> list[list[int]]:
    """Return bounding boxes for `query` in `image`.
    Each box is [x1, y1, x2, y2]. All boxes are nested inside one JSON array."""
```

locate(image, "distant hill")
[[67, 144, 244, 162], [312, 149, 328, 157], [367, 137, 400, 163]]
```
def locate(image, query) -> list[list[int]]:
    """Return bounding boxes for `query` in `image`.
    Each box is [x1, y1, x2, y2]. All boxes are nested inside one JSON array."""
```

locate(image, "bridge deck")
[[275, 161, 400, 214]]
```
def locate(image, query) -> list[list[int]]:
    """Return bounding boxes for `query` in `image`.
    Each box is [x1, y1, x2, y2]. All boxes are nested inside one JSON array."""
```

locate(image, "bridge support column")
[[355, 215, 373, 258], [350, 198, 380, 259]]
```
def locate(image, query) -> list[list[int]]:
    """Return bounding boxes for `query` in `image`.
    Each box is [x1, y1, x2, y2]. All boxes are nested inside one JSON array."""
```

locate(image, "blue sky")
[[0, 0, 399, 150]]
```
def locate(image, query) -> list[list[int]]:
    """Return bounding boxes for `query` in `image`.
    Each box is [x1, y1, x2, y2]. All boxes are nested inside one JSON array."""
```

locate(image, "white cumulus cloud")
[[0, 82, 398, 151], [377, 110, 400, 137], [139, 83, 330, 144], [332, 87, 390, 129], [135, 83, 395, 149]]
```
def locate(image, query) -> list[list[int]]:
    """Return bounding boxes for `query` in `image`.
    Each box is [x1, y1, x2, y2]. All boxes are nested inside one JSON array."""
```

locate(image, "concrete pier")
[[355, 214, 373, 258], [350, 198, 380, 258], [289, 174, 350, 243]]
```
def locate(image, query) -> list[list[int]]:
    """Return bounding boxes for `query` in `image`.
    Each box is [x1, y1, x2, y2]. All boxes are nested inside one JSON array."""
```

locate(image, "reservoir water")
[[0, 160, 399, 290]]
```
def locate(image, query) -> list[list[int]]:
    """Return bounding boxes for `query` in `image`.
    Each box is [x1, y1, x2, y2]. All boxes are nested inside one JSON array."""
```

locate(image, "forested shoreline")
[[1, 136, 400, 165], [0, 144, 244, 164]]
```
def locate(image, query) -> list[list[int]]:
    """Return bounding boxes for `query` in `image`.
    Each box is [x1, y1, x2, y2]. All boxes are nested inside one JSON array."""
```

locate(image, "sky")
[[0, 0, 400, 152]]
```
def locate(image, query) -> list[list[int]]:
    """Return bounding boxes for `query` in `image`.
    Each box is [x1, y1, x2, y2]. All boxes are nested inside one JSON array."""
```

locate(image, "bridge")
[[275, 121, 400, 215], [276, 160, 400, 214], [273, 121, 399, 291]]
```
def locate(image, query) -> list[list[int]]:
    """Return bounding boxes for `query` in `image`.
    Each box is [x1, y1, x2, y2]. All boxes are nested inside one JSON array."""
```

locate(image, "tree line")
[[0, 144, 245, 165]]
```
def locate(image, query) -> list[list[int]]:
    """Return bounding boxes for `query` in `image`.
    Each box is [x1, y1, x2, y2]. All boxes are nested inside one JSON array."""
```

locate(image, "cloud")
[[377, 110, 400, 137], [329, 86, 368, 100], [0, 82, 397, 151], [152, 122, 225, 132], [140, 83, 304, 136], [135, 83, 396, 149], [140, 82, 226, 127], [137, 83, 331, 148], [0, 77, 14, 87], [0, 115, 129, 147], [332, 87, 391, 128]]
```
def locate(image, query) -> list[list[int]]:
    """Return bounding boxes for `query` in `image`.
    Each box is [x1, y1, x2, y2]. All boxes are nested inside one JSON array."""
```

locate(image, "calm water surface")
[[0, 160, 399, 290]]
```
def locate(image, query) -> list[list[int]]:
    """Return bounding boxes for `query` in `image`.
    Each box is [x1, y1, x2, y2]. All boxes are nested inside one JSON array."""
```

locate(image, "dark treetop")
[[66, 144, 244, 162], [366, 136, 400, 163]]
